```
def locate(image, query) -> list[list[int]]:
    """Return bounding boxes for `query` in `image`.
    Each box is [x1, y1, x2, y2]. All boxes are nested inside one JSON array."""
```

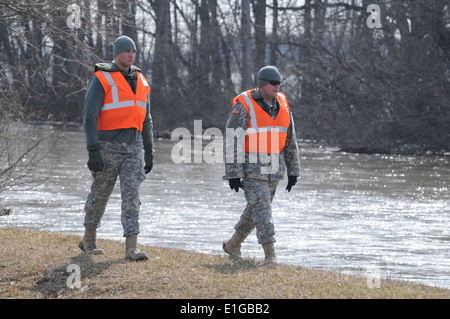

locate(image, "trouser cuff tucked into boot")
[[125, 234, 149, 261]]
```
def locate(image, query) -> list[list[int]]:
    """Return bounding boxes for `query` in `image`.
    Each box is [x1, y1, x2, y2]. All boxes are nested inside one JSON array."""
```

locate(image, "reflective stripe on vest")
[[95, 70, 150, 131], [233, 89, 290, 154]]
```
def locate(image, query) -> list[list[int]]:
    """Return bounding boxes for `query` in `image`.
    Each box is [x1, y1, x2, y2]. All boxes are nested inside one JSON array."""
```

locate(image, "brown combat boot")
[[223, 232, 246, 262], [262, 242, 277, 267], [125, 234, 149, 261], [79, 228, 104, 255]]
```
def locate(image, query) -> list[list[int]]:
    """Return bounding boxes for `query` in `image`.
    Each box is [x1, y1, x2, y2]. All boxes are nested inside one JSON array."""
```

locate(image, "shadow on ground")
[[34, 254, 124, 298], [204, 258, 265, 274]]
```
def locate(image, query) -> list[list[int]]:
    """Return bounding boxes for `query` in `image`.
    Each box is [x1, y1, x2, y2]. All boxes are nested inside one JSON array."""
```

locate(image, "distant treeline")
[[1, 0, 449, 154]]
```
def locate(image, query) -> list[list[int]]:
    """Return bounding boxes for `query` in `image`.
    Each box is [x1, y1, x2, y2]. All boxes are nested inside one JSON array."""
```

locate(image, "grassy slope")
[[1, 227, 449, 299]]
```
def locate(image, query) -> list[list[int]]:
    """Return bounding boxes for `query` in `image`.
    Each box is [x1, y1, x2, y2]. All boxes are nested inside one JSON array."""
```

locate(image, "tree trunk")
[[253, 0, 266, 71], [241, 0, 253, 90]]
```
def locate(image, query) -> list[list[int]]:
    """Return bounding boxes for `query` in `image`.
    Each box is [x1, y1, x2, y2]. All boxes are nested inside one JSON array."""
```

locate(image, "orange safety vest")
[[94, 70, 150, 131], [232, 89, 290, 154]]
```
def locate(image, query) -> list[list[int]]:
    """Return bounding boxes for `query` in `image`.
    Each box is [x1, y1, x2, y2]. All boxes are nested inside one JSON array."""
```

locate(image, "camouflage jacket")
[[224, 88, 300, 181]]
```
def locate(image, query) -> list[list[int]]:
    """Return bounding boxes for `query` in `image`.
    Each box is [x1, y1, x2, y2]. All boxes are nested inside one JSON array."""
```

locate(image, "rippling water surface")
[[1, 126, 449, 289]]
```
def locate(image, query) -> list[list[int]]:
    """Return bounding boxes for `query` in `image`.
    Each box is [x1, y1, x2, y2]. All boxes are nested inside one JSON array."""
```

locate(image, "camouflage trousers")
[[234, 178, 279, 244], [84, 141, 145, 237]]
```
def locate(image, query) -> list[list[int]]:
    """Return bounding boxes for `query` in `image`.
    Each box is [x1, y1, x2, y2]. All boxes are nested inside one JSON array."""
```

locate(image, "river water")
[[1, 125, 449, 289]]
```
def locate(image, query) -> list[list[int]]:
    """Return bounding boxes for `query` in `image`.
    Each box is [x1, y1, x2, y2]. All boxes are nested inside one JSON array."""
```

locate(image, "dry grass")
[[0, 227, 449, 299]]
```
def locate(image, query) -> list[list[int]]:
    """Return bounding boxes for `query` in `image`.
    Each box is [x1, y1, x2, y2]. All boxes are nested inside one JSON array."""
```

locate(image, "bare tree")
[[253, 0, 266, 71], [269, 0, 278, 65], [241, 0, 253, 89], [0, 0, 448, 155]]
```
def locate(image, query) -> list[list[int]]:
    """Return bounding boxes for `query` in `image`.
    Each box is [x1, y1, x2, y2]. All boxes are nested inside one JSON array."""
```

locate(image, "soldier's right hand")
[[86, 144, 104, 172], [229, 178, 242, 192]]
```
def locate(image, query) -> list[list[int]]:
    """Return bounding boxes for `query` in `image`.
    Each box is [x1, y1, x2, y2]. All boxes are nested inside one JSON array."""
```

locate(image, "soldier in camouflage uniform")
[[81, 36, 153, 261], [223, 66, 300, 266]]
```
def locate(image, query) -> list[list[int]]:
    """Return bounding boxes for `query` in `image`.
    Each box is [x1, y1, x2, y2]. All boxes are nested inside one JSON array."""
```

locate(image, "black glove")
[[229, 178, 242, 192], [86, 144, 104, 172], [286, 176, 297, 192], [144, 147, 154, 174]]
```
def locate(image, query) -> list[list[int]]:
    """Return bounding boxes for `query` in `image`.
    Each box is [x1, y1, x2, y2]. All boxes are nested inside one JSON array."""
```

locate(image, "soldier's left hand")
[[144, 150, 154, 174], [286, 176, 297, 192]]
